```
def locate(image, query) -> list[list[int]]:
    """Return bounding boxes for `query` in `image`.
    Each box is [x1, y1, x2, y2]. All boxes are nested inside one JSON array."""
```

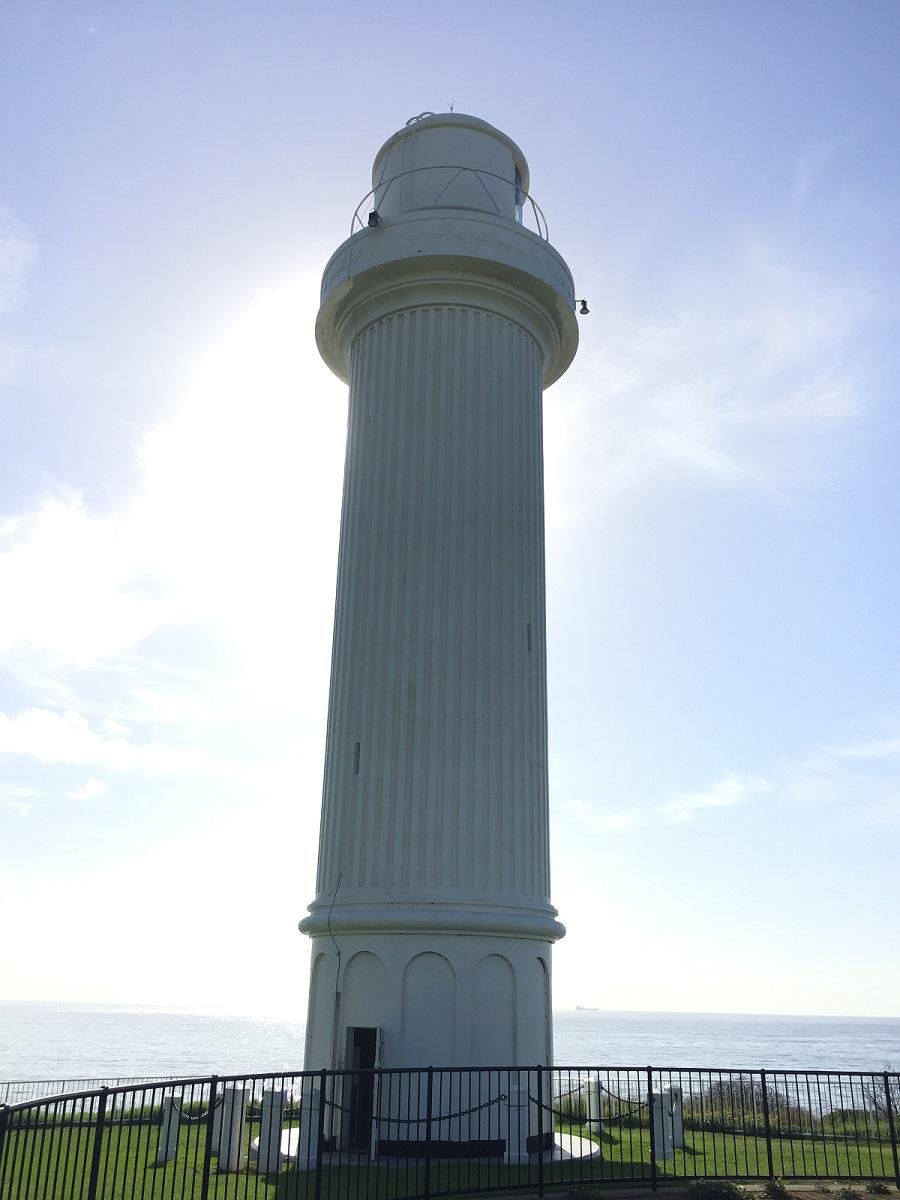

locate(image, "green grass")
[[2, 1117, 897, 1200], [563, 1120, 897, 1185], [1, 1121, 539, 1200]]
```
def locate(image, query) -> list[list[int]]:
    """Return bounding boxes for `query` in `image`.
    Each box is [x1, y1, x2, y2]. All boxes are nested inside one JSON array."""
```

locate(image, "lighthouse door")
[[344, 1026, 379, 1151]]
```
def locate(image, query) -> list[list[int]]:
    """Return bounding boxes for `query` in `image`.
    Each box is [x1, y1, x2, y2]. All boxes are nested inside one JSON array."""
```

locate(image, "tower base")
[[305, 932, 553, 1070]]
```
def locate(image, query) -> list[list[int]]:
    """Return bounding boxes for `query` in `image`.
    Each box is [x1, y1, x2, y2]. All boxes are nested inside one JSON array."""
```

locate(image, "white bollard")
[[295, 1081, 322, 1171], [156, 1096, 180, 1164], [257, 1089, 286, 1174], [218, 1086, 249, 1173], [650, 1090, 675, 1161], [503, 1085, 535, 1164], [211, 1094, 222, 1155], [585, 1078, 602, 1133]]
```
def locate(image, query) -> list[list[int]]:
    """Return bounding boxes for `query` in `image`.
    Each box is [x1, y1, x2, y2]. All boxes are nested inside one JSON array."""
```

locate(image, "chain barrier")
[[170, 1096, 222, 1125], [531, 1094, 584, 1121], [599, 1084, 648, 1111], [324, 1093, 507, 1125], [535, 1080, 649, 1120]]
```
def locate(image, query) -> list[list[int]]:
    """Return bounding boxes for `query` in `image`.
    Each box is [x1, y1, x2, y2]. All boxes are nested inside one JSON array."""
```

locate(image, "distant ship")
[[575, 1005, 599, 1011]]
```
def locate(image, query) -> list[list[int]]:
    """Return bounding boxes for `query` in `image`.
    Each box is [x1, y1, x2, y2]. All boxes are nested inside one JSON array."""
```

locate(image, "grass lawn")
[[565, 1121, 897, 1185], [2, 1118, 897, 1200]]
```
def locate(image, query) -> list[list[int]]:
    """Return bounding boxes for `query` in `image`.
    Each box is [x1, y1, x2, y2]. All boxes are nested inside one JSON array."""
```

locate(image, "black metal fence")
[[0, 1077, 179, 1107], [0, 1065, 897, 1200]]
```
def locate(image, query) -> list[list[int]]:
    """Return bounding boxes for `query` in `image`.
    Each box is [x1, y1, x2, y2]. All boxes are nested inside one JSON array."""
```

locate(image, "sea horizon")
[[3, 998, 896, 1022], [2, 1000, 897, 1083]]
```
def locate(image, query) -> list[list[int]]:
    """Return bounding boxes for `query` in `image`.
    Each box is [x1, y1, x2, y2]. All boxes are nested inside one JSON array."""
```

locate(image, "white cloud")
[[0, 205, 37, 316], [566, 772, 769, 835], [0, 277, 347, 772], [0, 784, 40, 818], [545, 232, 874, 528], [831, 737, 900, 762], [565, 797, 645, 832], [65, 777, 108, 800], [657, 773, 770, 823], [566, 723, 900, 844], [782, 723, 900, 827], [793, 139, 848, 205], [0, 784, 40, 798], [0, 708, 223, 777], [587, 809, 645, 833]]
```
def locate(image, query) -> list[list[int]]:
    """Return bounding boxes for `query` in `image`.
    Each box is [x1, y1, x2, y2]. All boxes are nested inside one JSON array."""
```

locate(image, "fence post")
[[200, 1076, 218, 1200], [424, 1067, 434, 1200], [760, 1069, 774, 1178], [314, 1069, 327, 1200], [85, 1087, 108, 1200], [0, 1103, 9, 1193], [647, 1067, 657, 1192], [884, 1072, 900, 1188], [536, 1066, 545, 1199]]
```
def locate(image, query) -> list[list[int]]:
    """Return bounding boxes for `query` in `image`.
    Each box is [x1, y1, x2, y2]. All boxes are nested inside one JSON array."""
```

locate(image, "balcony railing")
[[350, 166, 550, 240]]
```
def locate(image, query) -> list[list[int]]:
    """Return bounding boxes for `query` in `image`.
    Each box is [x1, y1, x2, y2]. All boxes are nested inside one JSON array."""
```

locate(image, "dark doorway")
[[345, 1026, 377, 1151]]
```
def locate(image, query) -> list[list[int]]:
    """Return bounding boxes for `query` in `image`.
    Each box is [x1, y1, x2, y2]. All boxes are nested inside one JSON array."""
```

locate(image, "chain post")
[[314, 1068, 327, 1200], [646, 1067, 657, 1191], [85, 1087, 108, 1200], [536, 1066, 545, 1198], [884, 1071, 900, 1188], [200, 1075, 218, 1200], [424, 1068, 434, 1200]]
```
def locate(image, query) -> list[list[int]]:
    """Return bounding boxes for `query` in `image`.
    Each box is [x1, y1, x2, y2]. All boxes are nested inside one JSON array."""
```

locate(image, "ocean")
[[1, 1004, 897, 1084]]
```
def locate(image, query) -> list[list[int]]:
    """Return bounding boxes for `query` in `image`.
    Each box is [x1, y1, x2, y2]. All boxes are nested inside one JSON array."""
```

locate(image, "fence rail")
[[0, 1076, 180, 1106], [0, 1065, 897, 1199]]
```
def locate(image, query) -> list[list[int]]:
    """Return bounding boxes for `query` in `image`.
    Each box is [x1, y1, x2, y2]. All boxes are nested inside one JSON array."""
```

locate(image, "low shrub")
[[687, 1181, 751, 1200], [761, 1178, 791, 1200]]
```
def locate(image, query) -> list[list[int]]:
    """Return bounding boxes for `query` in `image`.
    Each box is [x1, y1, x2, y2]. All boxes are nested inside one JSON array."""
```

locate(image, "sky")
[[1, 1, 898, 1023]]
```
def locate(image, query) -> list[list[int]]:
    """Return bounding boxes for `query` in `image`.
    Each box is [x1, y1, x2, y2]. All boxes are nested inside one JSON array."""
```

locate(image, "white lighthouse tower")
[[301, 113, 578, 1077]]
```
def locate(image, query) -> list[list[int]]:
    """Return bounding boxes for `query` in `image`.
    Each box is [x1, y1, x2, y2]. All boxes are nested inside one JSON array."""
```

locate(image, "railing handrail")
[[4, 1063, 897, 1113]]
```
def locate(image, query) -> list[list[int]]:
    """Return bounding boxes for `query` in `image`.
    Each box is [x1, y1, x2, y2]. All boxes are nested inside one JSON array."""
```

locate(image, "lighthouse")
[[301, 113, 578, 1076]]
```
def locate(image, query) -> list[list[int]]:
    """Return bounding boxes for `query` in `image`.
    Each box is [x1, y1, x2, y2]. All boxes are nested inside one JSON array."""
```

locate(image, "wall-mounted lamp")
[[579, 299, 589, 315], [367, 210, 380, 228]]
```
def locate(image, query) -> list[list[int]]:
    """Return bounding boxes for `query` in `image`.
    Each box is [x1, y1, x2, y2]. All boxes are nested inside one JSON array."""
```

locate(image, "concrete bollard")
[[295, 1082, 322, 1171], [650, 1090, 675, 1161], [156, 1096, 180, 1164], [585, 1077, 602, 1133], [218, 1086, 249, 1173], [211, 1094, 222, 1155], [257, 1089, 286, 1174], [504, 1084, 539, 1164]]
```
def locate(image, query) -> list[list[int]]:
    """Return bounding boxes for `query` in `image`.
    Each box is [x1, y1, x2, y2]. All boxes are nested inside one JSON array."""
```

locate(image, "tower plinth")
[[302, 113, 577, 1073]]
